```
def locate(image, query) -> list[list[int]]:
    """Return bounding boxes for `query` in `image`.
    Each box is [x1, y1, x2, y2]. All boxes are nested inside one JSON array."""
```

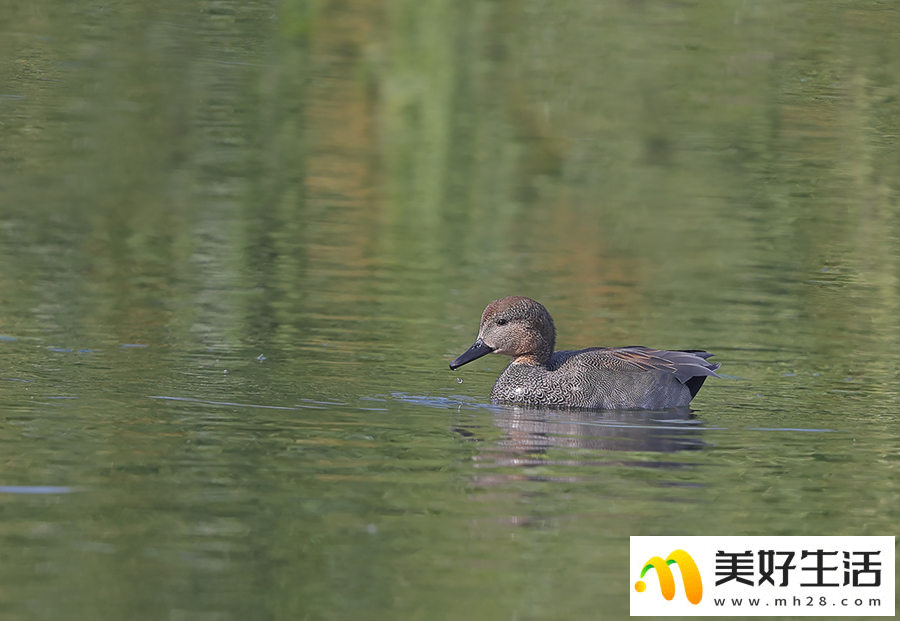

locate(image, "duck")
[[449, 296, 720, 410]]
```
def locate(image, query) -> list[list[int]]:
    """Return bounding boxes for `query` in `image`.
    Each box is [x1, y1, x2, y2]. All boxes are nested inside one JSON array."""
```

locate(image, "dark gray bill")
[[449, 338, 494, 370]]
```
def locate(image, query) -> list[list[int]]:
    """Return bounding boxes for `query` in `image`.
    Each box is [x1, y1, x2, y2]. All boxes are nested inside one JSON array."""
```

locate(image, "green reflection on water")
[[2, 0, 900, 618]]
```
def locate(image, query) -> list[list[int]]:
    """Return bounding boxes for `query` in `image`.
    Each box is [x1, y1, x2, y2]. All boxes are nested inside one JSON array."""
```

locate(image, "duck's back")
[[490, 346, 720, 410]]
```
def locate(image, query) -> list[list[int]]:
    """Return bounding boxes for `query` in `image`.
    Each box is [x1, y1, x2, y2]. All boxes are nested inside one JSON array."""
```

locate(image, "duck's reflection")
[[461, 404, 707, 473]]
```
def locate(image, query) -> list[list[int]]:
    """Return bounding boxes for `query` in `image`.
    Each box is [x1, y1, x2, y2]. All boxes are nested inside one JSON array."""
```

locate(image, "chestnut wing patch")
[[601, 347, 720, 384]]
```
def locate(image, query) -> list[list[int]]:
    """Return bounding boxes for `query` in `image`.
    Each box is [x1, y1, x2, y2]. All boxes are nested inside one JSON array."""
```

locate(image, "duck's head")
[[449, 296, 556, 369]]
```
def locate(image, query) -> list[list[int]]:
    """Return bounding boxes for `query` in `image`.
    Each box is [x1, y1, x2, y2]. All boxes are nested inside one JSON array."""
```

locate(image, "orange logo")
[[634, 549, 703, 605]]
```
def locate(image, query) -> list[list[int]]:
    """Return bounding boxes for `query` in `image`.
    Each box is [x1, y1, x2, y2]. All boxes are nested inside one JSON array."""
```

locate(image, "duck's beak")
[[449, 338, 494, 370]]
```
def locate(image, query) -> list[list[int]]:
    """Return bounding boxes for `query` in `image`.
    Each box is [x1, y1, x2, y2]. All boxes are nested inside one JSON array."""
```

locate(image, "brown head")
[[449, 296, 556, 369]]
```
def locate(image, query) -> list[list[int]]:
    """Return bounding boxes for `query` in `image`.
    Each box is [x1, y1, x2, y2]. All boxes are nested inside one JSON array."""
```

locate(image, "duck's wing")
[[586, 346, 721, 385]]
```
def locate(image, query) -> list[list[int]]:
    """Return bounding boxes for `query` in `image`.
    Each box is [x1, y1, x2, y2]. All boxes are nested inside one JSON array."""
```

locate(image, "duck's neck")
[[511, 344, 553, 367], [506, 325, 555, 367]]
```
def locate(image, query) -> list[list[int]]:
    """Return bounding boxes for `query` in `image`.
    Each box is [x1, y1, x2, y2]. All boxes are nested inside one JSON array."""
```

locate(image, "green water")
[[2, 0, 900, 618]]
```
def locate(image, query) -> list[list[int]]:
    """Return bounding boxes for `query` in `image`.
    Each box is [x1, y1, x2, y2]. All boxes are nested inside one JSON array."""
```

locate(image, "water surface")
[[2, 0, 900, 619]]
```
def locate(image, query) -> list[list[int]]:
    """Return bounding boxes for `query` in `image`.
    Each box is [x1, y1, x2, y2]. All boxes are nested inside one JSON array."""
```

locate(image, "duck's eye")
[[496, 318, 508, 326]]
